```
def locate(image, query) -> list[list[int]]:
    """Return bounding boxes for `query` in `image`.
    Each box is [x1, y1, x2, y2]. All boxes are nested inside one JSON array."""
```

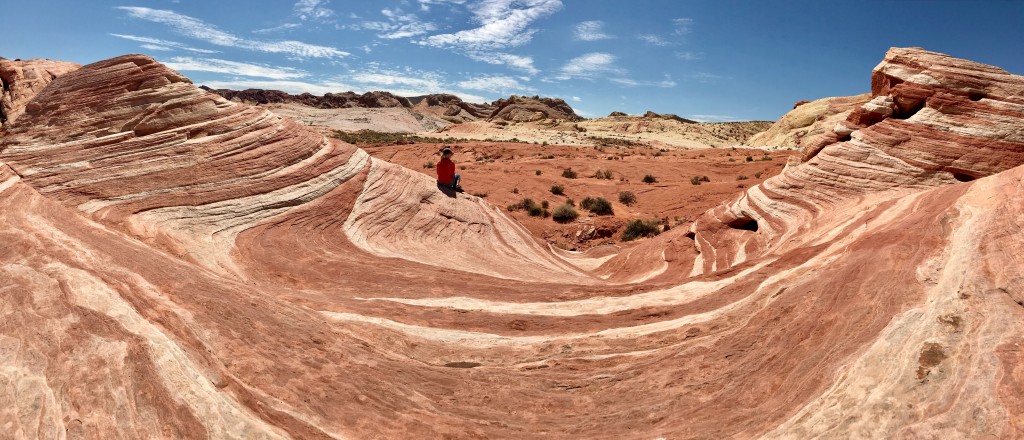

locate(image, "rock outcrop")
[[202, 87, 413, 109], [409, 93, 493, 122], [0, 58, 80, 126], [487, 95, 582, 122], [2, 48, 1023, 439], [747, 93, 871, 148]]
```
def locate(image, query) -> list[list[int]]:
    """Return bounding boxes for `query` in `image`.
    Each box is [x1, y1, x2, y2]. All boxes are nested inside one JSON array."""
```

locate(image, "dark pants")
[[442, 173, 461, 188]]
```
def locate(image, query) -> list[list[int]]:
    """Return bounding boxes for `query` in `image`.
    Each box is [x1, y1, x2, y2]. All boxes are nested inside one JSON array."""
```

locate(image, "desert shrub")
[[552, 204, 579, 223], [745, 155, 753, 162], [618, 191, 637, 206], [541, 200, 549, 209], [754, 172, 763, 178], [591, 169, 613, 179], [535, 169, 542, 176], [561, 168, 578, 179], [566, 198, 575, 207], [541, 154, 555, 159], [728, 158, 736, 162], [580, 197, 614, 215], [760, 155, 773, 161], [621, 219, 663, 241], [527, 205, 544, 217], [690, 175, 711, 185], [512, 187, 519, 194], [698, 153, 706, 158], [423, 161, 435, 169], [550, 184, 565, 195], [472, 192, 488, 198], [642, 174, 657, 184], [737, 175, 749, 180]]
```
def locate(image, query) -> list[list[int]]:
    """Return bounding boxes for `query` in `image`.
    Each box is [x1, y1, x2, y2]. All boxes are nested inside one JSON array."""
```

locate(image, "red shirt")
[[437, 157, 455, 184]]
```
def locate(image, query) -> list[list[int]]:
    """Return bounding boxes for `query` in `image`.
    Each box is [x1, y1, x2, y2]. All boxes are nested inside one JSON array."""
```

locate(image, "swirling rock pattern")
[[0, 58, 80, 127], [1, 48, 1023, 439]]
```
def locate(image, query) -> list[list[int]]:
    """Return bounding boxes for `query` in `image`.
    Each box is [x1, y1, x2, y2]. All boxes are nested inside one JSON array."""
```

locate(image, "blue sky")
[[3, 0, 1023, 121]]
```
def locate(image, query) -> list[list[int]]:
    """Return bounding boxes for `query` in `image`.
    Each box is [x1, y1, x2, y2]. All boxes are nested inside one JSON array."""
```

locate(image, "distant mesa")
[[488, 95, 582, 122], [201, 87, 413, 109], [642, 110, 697, 124]]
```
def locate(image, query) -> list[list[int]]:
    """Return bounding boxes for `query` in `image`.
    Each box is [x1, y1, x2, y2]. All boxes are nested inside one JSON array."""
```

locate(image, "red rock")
[[2, 48, 1023, 439], [0, 58, 80, 126]]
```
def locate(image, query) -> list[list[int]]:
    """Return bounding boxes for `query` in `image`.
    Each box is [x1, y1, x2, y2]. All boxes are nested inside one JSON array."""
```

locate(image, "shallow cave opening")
[[727, 218, 758, 232], [684, 231, 696, 240], [967, 90, 987, 102], [952, 172, 977, 182], [837, 132, 852, 142], [891, 100, 925, 120]]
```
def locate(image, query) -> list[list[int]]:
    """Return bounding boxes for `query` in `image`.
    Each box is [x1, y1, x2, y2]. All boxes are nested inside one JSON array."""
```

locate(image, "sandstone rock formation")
[[487, 95, 582, 122], [409, 93, 493, 122], [203, 87, 413, 109], [0, 58, 80, 126], [747, 93, 870, 148], [2, 47, 1023, 439]]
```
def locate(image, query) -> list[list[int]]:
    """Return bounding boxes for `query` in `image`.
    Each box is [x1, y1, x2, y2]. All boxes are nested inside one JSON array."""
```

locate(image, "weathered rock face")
[[747, 93, 870, 147], [0, 58, 80, 126], [2, 48, 1024, 439], [202, 87, 413, 109], [410, 93, 493, 121], [488, 95, 582, 122], [643, 110, 697, 124]]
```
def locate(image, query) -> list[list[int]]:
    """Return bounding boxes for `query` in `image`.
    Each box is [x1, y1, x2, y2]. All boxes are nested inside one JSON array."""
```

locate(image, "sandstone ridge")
[[2, 48, 1023, 438]]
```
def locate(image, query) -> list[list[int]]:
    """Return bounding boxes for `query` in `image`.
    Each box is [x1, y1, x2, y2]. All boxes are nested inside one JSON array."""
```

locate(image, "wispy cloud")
[[294, 0, 335, 21], [690, 72, 723, 83], [638, 34, 672, 46], [417, 0, 468, 11], [571, 96, 581, 102], [253, 23, 302, 34], [348, 7, 437, 39], [687, 114, 736, 122], [110, 33, 219, 54], [555, 52, 623, 80], [574, 20, 613, 41], [672, 18, 694, 36], [609, 76, 676, 88], [140, 44, 173, 52], [675, 51, 703, 61], [420, 0, 562, 50], [465, 52, 538, 75], [457, 75, 536, 95], [116, 7, 348, 58], [163, 57, 309, 80], [347, 67, 487, 102]]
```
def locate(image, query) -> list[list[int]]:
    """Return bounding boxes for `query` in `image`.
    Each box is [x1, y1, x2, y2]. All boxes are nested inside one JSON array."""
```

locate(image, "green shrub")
[[618, 191, 637, 206], [690, 175, 710, 185], [745, 155, 753, 162], [642, 174, 657, 184], [592, 169, 613, 179], [621, 219, 663, 241], [760, 155, 773, 161], [737, 175, 749, 180], [552, 204, 579, 223], [535, 169, 542, 176], [423, 161, 435, 169], [541, 200, 549, 209], [581, 197, 614, 215], [550, 185, 565, 195], [561, 168, 578, 179], [754, 172, 762, 178]]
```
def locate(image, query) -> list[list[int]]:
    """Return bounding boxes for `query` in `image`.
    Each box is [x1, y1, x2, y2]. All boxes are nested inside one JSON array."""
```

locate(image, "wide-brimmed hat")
[[441, 147, 453, 155]]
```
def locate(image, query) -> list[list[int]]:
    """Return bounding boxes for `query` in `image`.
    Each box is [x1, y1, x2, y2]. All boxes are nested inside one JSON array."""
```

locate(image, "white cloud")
[[109, 33, 219, 54], [675, 51, 702, 61], [690, 72, 723, 83], [574, 21, 612, 41], [571, 96, 581, 102], [116, 7, 348, 58], [609, 77, 676, 88], [555, 52, 623, 80], [163, 57, 309, 80], [687, 114, 736, 122], [420, 0, 562, 50], [140, 44, 174, 52], [200, 79, 352, 95], [294, 0, 335, 21], [638, 34, 672, 46], [253, 23, 302, 34], [673, 18, 694, 36], [457, 75, 535, 95], [350, 7, 437, 39], [347, 68, 487, 102], [465, 52, 538, 75]]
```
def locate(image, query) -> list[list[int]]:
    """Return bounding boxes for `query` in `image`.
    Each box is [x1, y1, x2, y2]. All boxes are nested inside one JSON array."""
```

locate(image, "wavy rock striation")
[[1, 48, 1023, 439], [0, 58, 80, 126]]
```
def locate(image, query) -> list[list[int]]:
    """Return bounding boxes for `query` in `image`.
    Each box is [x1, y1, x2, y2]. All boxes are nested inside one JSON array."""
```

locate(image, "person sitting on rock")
[[436, 147, 463, 192]]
